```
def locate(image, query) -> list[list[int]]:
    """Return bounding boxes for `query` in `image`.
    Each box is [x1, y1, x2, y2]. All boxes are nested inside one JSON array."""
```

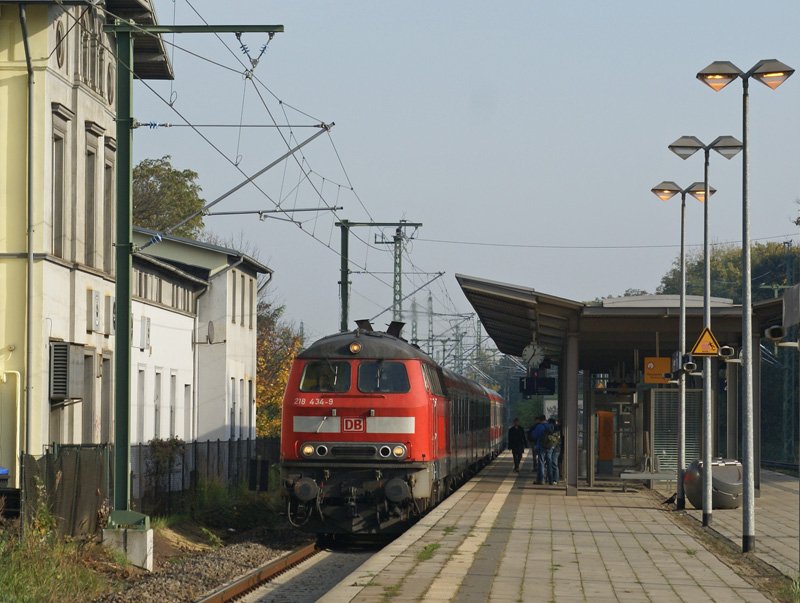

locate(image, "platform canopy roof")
[[456, 274, 766, 373]]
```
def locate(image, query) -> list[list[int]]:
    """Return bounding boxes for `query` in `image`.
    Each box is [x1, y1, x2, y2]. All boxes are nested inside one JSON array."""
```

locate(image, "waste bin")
[[0, 466, 8, 488], [684, 458, 743, 510]]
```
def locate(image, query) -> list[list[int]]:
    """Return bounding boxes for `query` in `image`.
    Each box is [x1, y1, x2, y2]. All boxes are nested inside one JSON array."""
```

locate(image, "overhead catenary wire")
[[102, 0, 395, 260], [415, 233, 799, 250], [83, 3, 474, 329], [65, 7, 397, 296]]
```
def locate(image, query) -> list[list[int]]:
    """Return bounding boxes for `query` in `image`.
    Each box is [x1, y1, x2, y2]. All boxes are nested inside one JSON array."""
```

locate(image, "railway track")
[[196, 543, 319, 603]]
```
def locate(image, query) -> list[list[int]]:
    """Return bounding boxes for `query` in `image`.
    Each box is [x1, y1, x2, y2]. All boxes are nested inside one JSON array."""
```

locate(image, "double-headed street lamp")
[[697, 59, 794, 553], [651, 181, 715, 511], [668, 135, 742, 527]]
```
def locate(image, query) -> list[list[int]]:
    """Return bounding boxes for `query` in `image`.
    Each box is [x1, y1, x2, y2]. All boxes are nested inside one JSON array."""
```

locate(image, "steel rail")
[[196, 542, 319, 603]]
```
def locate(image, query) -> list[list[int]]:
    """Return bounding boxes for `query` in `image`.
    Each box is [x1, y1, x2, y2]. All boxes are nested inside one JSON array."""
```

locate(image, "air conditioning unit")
[[49, 342, 85, 401]]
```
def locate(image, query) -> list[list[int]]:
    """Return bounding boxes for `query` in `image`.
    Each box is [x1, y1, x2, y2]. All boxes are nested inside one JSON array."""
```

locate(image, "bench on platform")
[[619, 471, 675, 492]]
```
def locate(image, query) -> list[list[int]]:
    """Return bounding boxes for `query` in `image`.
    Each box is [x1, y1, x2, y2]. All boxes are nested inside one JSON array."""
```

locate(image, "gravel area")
[[94, 527, 314, 603]]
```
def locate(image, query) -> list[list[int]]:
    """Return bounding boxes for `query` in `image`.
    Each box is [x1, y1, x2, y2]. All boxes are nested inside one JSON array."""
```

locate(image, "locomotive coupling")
[[385, 477, 412, 503], [292, 477, 319, 502]]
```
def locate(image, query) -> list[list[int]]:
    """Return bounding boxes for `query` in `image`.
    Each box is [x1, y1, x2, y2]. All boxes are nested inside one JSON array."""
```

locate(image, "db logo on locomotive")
[[343, 417, 365, 432]]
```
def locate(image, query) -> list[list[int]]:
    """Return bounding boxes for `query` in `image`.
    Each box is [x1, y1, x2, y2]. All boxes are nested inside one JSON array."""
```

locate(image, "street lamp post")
[[697, 58, 794, 553], [668, 135, 742, 527], [651, 181, 715, 511]]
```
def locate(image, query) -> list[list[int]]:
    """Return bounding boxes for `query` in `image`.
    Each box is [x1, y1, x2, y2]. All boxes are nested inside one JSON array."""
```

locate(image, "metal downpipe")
[[19, 5, 34, 456]]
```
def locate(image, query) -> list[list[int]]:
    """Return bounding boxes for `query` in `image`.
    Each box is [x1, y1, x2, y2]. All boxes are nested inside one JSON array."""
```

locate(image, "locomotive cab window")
[[358, 361, 410, 393], [299, 360, 351, 392]]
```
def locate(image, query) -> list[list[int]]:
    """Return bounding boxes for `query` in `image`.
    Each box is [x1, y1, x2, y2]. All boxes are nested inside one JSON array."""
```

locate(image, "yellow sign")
[[644, 357, 671, 384], [691, 327, 721, 356]]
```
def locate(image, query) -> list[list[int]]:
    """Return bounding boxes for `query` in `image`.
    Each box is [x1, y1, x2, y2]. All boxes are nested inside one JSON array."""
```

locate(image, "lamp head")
[[697, 61, 743, 91], [750, 59, 794, 90], [709, 135, 742, 160], [687, 181, 716, 203], [651, 181, 681, 201], [668, 136, 704, 160]]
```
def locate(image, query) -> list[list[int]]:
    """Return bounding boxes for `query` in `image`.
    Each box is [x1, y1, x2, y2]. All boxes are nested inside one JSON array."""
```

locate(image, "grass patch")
[[200, 527, 223, 547], [442, 526, 456, 535], [0, 479, 119, 603], [782, 574, 800, 603], [0, 530, 114, 603], [382, 583, 401, 600], [685, 548, 697, 556], [416, 543, 440, 562], [150, 513, 190, 531]]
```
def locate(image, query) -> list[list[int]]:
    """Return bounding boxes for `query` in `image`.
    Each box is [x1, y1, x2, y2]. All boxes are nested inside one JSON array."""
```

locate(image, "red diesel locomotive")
[[280, 321, 505, 535]]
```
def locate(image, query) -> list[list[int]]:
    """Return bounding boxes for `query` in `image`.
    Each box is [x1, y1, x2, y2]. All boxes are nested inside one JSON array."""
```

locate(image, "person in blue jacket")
[[529, 415, 552, 484]]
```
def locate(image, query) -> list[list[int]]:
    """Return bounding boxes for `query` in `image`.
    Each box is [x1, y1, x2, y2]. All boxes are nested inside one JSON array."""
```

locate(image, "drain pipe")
[[19, 5, 34, 456]]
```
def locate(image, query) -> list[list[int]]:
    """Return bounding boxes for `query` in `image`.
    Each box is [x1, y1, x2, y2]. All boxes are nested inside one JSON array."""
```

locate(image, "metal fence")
[[21, 437, 280, 536], [131, 437, 280, 516], [22, 444, 111, 537]]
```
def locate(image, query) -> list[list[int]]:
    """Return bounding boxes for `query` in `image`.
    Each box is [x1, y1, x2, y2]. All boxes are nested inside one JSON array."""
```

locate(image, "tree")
[[132, 155, 205, 238], [256, 299, 302, 437], [656, 241, 799, 303]]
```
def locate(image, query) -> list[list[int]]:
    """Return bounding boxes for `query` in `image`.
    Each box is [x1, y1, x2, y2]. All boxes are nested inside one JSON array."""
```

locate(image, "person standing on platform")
[[529, 415, 552, 484], [544, 418, 562, 485], [507, 418, 528, 472]]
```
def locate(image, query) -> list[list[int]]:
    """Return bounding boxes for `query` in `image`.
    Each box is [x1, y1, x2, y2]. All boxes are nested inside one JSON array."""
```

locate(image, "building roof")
[[133, 226, 272, 278], [133, 252, 208, 290], [107, 0, 173, 80]]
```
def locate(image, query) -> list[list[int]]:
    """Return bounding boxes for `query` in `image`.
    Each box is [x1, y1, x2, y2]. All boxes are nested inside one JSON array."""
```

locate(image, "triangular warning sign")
[[691, 327, 721, 356]]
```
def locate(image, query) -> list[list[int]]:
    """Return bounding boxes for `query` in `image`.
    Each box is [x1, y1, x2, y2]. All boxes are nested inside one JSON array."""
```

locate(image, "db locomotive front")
[[280, 322, 504, 535]]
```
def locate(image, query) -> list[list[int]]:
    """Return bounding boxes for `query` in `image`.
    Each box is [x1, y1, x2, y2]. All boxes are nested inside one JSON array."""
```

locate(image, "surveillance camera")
[[682, 361, 697, 373], [764, 326, 786, 342], [718, 346, 735, 359]]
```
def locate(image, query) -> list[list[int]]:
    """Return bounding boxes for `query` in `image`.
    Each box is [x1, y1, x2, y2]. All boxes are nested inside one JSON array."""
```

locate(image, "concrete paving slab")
[[320, 452, 791, 602]]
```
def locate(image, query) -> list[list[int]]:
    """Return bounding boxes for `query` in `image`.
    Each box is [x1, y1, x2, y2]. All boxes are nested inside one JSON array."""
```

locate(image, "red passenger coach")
[[280, 322, 505, 535]]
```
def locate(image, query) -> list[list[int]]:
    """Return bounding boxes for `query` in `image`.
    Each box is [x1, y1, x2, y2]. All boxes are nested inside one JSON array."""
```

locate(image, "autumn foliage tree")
[[256, 299, 302, 437]]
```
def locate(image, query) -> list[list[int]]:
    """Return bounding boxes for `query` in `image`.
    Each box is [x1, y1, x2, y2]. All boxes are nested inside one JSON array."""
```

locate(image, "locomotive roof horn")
[[355, 319, 374, 332], [387, 321, 405, 338]]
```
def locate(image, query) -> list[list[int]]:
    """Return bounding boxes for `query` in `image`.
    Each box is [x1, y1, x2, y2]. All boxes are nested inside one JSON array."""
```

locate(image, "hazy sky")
[[131, 1, 800, 345]]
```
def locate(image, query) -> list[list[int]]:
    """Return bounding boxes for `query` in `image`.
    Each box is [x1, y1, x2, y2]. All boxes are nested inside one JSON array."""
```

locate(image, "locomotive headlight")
[[301, 444, 315, 457], [349, 341, 362, 354], [392, 445, 407, 458]]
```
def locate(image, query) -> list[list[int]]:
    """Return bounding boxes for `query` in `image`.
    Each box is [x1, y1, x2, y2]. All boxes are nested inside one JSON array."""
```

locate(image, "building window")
[[240, 274, 245, 326], [154, 371, 162, 440], [103, 141, 115, 274], [51, 104, 73, 260], [239, 379, 245, 439], [54, 20, 66, 69], [169, 373, 177, 438], [137, 368, 145, 444], [85, 146, 96, 266], [184, 384, 192, 441], [231, 271, 237, 324], [230, 378, 236, 439], [249, 278, 255, 329], [248, 379, 254, 437], [52, 133, 65, 258]]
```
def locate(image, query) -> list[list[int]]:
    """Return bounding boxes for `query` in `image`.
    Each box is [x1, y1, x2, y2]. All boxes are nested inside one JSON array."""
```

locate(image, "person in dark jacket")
[[507, 418, 528, 472]]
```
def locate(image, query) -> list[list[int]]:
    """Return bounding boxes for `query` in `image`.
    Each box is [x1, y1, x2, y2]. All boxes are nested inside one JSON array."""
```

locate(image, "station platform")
[[685, 468, 799, 580], [321, 452, 798, 602]]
